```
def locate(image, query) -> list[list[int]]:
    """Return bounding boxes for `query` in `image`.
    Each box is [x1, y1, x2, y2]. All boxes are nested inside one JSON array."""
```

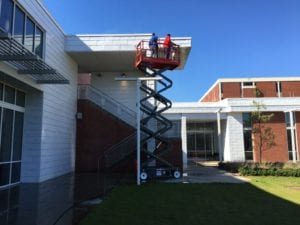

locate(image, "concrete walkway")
[[166, 161, 249, 184]]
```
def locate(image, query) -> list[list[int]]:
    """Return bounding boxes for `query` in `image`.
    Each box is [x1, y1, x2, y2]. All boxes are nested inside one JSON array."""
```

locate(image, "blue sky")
[[43, 0, 300, 102]]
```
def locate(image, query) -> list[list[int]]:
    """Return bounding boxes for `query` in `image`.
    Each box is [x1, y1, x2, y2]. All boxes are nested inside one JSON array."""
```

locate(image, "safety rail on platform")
[[135, 40, 180, 70]]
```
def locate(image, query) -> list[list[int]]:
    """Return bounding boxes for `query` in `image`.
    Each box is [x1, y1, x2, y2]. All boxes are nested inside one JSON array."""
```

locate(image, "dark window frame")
[[243, 113, 253, 160], [1, 0, 45, 58]]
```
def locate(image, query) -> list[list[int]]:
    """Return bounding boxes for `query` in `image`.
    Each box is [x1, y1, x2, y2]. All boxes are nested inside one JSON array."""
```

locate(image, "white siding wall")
[[91, 72, 142, 112], [223, 113, 245, 161], [21, 91, 43, 182], [18, 0, 78, 182]]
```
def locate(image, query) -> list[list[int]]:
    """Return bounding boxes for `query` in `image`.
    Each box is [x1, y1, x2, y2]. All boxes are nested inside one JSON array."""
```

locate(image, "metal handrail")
[[97, 132, 137, 171], [78, 84, 136, 127]]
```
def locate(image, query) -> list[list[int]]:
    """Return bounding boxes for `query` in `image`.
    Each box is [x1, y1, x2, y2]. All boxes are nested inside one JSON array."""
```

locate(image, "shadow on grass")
[[80, 182, 300, 225], [0, 172, 133, 225]]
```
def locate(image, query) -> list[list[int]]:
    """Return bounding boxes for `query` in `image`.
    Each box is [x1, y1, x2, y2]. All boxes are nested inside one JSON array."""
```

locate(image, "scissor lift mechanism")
[[135, 40, 181, 181]]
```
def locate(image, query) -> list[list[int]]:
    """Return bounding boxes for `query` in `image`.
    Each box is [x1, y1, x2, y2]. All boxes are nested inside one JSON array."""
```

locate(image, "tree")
[[251, 101, 276, 163]]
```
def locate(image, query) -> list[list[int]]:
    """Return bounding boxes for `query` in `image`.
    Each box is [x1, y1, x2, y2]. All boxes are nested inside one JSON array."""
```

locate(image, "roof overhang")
[[65, 33, 191, 72]]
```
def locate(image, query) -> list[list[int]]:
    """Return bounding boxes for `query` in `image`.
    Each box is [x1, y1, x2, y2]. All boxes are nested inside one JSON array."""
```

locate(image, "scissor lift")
[[135, 40, 181, 181]]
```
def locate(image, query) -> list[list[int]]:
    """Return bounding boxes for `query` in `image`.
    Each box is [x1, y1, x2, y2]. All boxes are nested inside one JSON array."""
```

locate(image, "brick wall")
[[281, 81, 300, 97], [163, 138, 183, 170], [201, 83, 220, 102], [76, 100, 135, 172], [221, 82, 241, 99], [242, 88, 256, 98], [256, 82, 277, 97], [252, 112, 289, 162]]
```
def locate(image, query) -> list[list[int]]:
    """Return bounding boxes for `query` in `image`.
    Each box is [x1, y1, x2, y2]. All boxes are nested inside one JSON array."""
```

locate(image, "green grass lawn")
[[80, 177, 300, 225]]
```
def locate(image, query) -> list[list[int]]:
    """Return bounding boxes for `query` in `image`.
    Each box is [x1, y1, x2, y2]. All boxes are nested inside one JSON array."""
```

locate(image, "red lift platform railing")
[[135, 40, 180, 70]]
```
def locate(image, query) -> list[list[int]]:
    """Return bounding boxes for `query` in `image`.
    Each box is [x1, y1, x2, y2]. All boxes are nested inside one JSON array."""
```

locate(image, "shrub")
[[218, 162, 245, 173], [219, 161, 300, 176], [238, 166, 300, 177]]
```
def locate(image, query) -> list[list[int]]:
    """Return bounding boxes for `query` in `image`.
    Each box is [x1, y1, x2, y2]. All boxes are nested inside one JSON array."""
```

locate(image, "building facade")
[[1, 0, 299, 191], [0, 0, 78, 189], [0, 0, 191, 189], [164, 78, 300, 168]]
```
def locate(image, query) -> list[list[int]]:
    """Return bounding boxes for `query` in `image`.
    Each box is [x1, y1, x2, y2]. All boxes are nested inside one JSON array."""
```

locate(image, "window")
[[4, 85, 15, 104], [285, 112, 297, 161], [0, 82, 25, 189], [186, 122, 217, 160], [242, 82, 256, 88], [285, 112, 295, 128], [0, 83, 3, 100], [0, 164, 10, 186], [0, 0, 13, 33], [24, 17, 35, 52], [243, 113, 252, 128], [35, 26, 43, 57], [243, 113, 253, 160], [2, 1, 44, 58], [0, 109, 13, 162], [13, 6, 25, 44], [13, 112, 24, 161]]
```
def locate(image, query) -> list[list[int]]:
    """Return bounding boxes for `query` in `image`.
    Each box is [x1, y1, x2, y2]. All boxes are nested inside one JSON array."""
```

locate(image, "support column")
[[217, 110, 222, 161], [136, 80, 141, 185], [181, 115, 188, 169]]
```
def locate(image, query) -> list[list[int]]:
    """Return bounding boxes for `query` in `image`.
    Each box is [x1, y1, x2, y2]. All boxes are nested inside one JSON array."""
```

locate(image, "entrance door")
[[187, 122, 218, 161]]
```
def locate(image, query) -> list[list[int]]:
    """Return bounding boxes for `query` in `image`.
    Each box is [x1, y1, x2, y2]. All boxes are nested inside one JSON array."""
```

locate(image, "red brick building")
[[164, 77, 300, 168]]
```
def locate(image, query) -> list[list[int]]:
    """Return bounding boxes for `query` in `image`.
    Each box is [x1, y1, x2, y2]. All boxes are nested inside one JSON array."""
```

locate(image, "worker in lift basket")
[[148, 33, 158, 58], [163, 33, 172, 59]]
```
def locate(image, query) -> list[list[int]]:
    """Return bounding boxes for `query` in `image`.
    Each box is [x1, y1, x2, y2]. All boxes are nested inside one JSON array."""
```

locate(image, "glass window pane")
[[243, 113, 252, 128], [285, 113, 290, 127], [35, 26, 43, 58], [196, 133, 205, 150], [187, 123, 195, 131], [0, 0, 13, 33], [0, 163, 10, 186], [0, 83, 3, 100], [11, 162, 21, 183], [13, 112, 24, 161], [187, 133, 195, 151], [0, 109, 13, 162], [243, 130, 252, 152], [16, 90, 25, 107], [9, 185, 19, 207], [205, 133, 213, 151], [245, 152, 253, 160], [4, 85, 15, 104], [24, 17, 34, 52], [287, 130, 292, 151], [0, 189, 9, 220], [0, 213, 7, 224], [13, 6, 25, 44], [0, 188, 9, 212]]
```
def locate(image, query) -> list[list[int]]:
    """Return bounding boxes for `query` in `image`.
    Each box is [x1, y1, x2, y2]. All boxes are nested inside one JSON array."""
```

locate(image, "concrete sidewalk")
[[166, 161, 249, 184]]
